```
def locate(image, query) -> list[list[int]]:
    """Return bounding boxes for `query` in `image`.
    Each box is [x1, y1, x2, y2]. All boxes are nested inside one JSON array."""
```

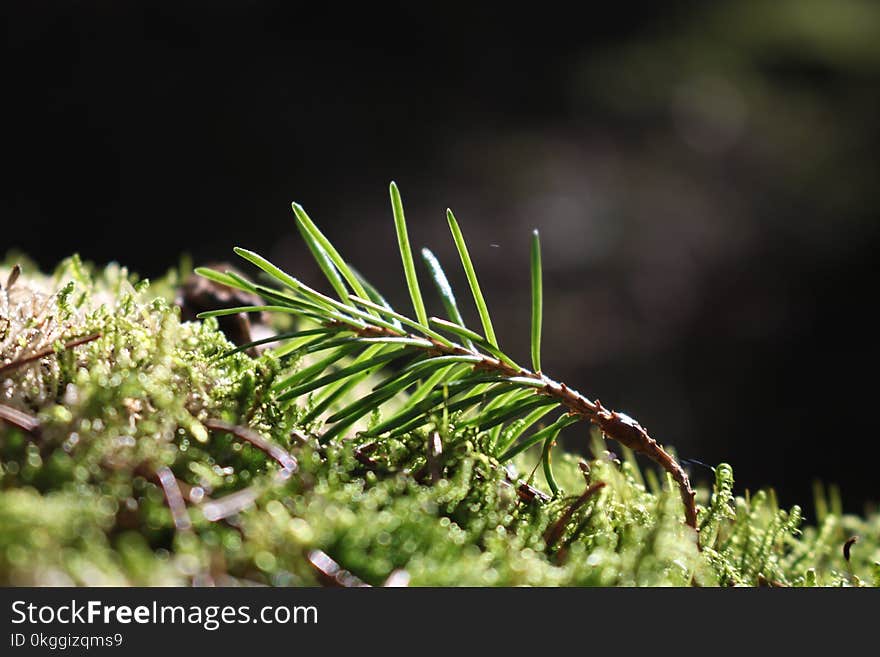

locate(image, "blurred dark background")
[[4, 1, 879, 514]]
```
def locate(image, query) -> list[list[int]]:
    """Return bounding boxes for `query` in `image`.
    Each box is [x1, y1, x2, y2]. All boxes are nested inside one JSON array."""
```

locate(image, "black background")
[[4, 2, 879, 514]]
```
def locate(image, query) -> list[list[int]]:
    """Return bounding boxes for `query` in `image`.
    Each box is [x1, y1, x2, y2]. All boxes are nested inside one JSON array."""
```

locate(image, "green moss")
[[0, 257, 877, 586]]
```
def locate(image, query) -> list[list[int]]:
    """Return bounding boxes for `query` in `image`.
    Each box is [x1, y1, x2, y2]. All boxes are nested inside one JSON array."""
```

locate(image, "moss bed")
[[0, 256, 877, 586]]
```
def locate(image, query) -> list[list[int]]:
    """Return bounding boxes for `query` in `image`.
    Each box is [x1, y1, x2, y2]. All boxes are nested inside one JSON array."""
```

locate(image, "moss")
[[0, 257, 877, 586]]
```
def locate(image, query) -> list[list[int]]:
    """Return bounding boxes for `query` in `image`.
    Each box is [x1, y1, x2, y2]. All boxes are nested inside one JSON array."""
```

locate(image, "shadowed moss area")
[[0, 257, 877, 586]]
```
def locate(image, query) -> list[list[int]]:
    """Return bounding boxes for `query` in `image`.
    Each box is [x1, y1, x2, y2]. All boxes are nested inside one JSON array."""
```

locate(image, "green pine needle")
[[498, 414, 579, 463], [446, 209, 498, 347], [196, 305, 300, 319], [295, 212, 350, 302], [232, 247, 302, 295], [193, 267, 254, 294], [291, 203, 373, 306], [276, 348, 411, 402], [351, 266, 402, 329], [530, 229, 543, 373], [421, 248, 474, 350], [541, 431, 559, 496], [196, 183, 701, 534], [217, 328, 339, 359], [390, 182, 429, 327]]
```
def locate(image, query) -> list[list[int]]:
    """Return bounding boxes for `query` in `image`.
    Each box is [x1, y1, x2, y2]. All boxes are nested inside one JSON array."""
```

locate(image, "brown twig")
[[0, 333, 102, 376], [0, 403, 40, 435], [203, 418, 297, 472], [331, 320, 698, 531]]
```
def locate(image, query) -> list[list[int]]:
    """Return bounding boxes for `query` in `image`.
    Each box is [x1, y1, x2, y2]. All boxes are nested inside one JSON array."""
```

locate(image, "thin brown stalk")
[[201, 486, 263, 522], [197, 420, 297, 522], [544, 481, 606, 548], [0, 403, 40, 434], [496, 475, 550, 504], [203, 418, 297, 472], [353, 441, 379, 470], [156, 466, 192, 531], [0, 333, 102, 376]]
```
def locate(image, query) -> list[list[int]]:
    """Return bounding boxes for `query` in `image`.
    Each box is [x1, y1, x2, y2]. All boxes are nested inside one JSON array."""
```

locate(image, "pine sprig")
[[199, 183, 698, 529]]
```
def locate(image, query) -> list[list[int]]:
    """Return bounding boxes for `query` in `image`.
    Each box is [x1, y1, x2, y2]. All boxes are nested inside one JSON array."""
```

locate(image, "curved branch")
[[327, 320, 698, 530]]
